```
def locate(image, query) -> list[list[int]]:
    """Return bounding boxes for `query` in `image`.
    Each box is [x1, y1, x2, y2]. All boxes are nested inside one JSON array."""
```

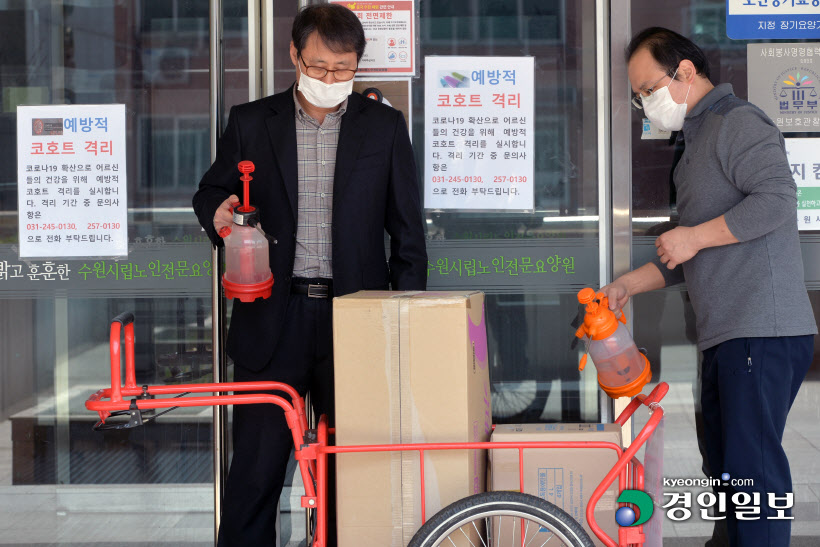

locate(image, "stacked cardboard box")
[[334, 291, 492, 546], [490, 423, 623, 546]]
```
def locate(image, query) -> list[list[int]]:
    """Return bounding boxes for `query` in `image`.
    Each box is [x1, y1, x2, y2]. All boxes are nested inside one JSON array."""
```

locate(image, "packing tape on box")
[[399, 290, 481, 305], [399, 297, 417, 544], [379, 298, 405, 545]]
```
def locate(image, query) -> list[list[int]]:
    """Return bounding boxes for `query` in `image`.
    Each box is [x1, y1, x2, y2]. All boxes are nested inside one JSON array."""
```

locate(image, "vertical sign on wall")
[[786, 138, 820, 231], [747, 44, 820, 133], [727, 0, 820, 40], [424, 56, 535, 211], [332, 1, 416, 76], [17, 104, 128, 258]]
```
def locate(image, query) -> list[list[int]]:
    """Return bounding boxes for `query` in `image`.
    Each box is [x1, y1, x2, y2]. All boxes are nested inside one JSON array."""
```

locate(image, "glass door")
[[416, 0, 609, 424], [0, 1, 247, 544]]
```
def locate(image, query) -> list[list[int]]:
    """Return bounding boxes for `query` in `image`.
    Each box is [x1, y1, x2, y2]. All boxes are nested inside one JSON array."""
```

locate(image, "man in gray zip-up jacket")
[[603, 28, 817, 547]]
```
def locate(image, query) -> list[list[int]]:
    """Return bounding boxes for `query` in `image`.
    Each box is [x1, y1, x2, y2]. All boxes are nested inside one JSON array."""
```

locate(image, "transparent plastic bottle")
[[574, 288, 651, 398], [223, 223, 270, 285], [219, 161, 273, 302], [588, 323, 644, 386]]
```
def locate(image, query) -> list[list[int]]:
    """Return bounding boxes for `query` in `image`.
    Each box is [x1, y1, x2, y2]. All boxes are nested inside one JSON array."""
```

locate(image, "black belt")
[[291, 277, 333, 299]]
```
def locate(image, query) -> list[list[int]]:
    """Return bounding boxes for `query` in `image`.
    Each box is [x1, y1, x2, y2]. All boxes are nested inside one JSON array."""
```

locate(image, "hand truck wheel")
[[408, 491, 594, 547]]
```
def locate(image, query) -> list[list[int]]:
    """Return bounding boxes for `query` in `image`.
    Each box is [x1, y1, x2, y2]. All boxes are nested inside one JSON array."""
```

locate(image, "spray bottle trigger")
[[618, 311, 627, 324]]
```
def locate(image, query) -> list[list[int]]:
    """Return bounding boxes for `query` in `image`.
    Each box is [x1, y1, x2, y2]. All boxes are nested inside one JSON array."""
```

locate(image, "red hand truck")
[[86, 312, 667, 547]]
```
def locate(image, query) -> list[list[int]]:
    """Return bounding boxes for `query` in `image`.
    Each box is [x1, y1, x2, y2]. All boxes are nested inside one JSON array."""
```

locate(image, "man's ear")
[[679, 59, 697, 84], [289, 41, 298, 67]]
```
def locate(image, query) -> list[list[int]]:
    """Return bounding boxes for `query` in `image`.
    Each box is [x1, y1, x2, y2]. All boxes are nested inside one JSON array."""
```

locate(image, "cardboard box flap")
[[333, 290, 424, 302], [334, 290, 482, 306], [492, 423, 622, 443]]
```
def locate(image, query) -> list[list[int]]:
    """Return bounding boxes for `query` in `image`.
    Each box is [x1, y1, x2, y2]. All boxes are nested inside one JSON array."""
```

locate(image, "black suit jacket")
[[193, 86, 428, 371]]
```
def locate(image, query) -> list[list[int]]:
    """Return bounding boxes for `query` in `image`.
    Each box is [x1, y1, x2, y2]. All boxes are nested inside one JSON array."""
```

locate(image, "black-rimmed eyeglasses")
[[300, 56, 357, 82]]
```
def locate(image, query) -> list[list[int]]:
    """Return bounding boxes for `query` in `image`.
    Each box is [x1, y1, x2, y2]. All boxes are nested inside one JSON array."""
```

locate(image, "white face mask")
[[641, 69, 691, 132], [297, 64, 354, 109]]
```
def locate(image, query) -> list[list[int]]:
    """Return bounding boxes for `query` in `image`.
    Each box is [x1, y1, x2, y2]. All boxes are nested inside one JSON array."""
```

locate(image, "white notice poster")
[[17, 104, 128, 259], [785, 137, 820, 231], [332, 1, 416, 75], [424, 56, 534, 211]]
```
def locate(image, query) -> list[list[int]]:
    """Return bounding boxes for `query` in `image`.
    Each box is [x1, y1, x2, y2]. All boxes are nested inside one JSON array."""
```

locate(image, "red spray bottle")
[[218, 161, 274, 302]]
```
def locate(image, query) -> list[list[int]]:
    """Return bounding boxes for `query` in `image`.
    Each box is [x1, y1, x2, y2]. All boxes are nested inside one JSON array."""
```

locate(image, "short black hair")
[[292, 4, 366, 61], [626, 27, 711, 81]]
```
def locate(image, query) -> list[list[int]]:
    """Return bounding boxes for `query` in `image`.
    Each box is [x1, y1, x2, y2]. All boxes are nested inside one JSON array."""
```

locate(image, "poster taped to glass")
[[16, 104, 128, 259], [424, 56, 535, 211], [785, 137, 820, 231], [747, 43, 820, 133], [332, 1, 416, 75]]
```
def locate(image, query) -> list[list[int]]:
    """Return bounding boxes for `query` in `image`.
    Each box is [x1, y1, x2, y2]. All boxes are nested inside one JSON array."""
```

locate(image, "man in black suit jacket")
[[193, 5, 427, 545]]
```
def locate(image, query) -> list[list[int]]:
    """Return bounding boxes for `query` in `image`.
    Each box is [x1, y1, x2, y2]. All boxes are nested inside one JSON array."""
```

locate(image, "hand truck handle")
[[109, 312, 138, 403], [111, 311, 135, 327], [587, 381, 668, 547], [614, 381, 669, 426]]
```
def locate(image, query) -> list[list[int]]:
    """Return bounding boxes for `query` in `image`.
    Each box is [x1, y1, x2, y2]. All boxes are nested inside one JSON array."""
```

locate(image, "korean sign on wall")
[[423, 240, 598, 291], [332, 1, 416, 75], [0, 241, 211, 299], [727, 0, 820, 40], [747, 44, 820, 133], [785, 138, 820, 230], [424, 56, 535, 211], [16, 104, 127, 259]]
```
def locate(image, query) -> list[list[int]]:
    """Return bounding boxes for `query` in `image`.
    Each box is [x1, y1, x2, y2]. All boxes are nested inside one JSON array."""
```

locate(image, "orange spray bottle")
[[574, 288, 652, 398]]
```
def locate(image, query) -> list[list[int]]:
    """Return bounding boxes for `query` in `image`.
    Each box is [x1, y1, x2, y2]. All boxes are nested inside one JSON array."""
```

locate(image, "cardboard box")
[[490, 423, 622, 546], [334, 291, 492, 546]]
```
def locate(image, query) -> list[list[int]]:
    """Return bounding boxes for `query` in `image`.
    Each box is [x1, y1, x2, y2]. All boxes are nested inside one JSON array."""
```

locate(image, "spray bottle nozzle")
[[238, 161, 255, 174], [237, 161, 255, 213], [577, 287, 596, 305]]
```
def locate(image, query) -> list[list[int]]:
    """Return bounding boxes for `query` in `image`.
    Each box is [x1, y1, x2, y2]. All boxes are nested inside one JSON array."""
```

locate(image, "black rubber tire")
[[409, 490, 595, 547]]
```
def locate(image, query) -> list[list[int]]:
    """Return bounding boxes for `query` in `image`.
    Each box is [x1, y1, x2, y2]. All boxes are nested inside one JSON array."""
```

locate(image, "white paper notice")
[[17, 104, 128, 259], [424, 56, 534, 211], [332, 1, 415, 75], [785, 137, 820, 231], [641, 117, 672, 140]]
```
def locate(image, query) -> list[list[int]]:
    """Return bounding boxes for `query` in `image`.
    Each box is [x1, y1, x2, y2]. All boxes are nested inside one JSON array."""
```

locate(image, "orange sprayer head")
[[575, 288, 619, 341]]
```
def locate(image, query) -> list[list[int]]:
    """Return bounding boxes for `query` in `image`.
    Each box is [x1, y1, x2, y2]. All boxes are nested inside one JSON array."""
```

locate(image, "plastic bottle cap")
[[577, 287, 596, 304], [238, 160, 255, 174], [576, 287, 619, 340]]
